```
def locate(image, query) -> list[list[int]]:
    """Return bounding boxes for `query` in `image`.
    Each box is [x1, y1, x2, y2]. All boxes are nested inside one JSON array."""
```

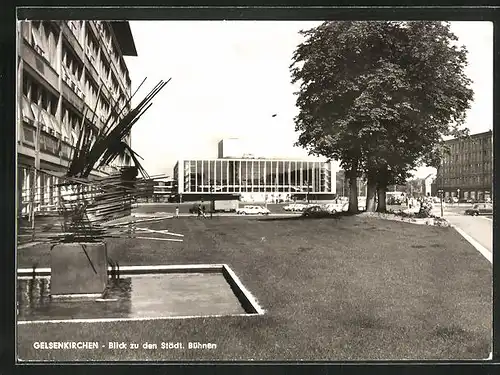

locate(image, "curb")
[[451, 225, 492, 264]]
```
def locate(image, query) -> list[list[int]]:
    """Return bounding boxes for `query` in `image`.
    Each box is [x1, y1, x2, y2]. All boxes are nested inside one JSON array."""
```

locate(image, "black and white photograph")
[[15, 13, 493, 362]]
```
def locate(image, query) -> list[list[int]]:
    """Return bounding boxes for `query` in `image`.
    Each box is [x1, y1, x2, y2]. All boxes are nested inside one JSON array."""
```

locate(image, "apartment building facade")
[[434, 130, 493, 201], [17, 20, 137, 214]]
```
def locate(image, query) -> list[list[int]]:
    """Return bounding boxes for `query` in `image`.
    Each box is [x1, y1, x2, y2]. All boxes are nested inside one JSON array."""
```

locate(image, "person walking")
[[175, 206, 179, 218], [201, 205, 207, 219]]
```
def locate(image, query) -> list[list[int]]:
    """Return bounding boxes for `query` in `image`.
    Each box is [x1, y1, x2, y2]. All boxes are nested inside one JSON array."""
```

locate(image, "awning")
[[30, 103, 43, 123], [61, 121, 70, 140], [40, 110, 53, 131], [21, 96, 35, 121], [31, 27, 45, 54]]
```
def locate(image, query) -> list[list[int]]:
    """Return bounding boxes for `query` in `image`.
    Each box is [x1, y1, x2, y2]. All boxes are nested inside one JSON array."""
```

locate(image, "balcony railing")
[[21, 39, 59, 93], [61, 79, 83, 110], [60, 21, 84, 58]]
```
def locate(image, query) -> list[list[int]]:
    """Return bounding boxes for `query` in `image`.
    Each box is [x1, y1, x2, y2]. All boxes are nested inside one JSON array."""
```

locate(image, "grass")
[[16, 215, 492, 361]]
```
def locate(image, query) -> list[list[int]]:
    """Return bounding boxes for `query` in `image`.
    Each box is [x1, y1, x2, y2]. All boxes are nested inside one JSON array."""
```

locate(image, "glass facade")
[[177, 159, 334, 194]]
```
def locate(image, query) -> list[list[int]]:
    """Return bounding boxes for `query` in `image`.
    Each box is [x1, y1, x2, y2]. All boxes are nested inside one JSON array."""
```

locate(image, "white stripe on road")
[[452, 225, 492, 264]]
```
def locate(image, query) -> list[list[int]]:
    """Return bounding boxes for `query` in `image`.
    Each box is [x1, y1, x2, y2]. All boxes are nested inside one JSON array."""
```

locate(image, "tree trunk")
[[348, 175, 359, 213], [376, 184, 387, 212], [365, 176, 377, 212]]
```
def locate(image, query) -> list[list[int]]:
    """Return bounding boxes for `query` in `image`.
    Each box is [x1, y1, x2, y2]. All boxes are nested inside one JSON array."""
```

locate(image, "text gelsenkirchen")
[[33, 341, 99, 350]]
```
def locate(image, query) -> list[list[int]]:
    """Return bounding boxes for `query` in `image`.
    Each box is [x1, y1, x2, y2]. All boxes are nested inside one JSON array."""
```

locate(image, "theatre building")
[[434, 130, 493, 201], [173, 139, 339, 202], [17, 20, 137, 215]]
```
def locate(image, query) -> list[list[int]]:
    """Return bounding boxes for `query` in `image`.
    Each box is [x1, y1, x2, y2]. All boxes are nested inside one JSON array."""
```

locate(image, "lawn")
[[16, 215, 492, 361]]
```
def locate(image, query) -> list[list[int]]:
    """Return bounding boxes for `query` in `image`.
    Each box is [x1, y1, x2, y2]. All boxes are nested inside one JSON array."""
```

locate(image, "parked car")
[[465, 203, 493, 216], [236, 205, 270, 215], [214, 200, 239, 212], [284, 203, 307, 212], [323, 203, 345, 213], [302, 205, 333, 218]]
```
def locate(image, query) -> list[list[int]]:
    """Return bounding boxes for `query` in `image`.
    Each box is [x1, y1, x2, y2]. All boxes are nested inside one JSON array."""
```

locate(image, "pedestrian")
[[197, 204, 202, 219], [175, 206, 179, 218], [201, 205, 207, 219]]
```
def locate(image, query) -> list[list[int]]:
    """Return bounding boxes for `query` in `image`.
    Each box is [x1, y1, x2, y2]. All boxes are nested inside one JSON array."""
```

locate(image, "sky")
[[123, 21, 493, 179]]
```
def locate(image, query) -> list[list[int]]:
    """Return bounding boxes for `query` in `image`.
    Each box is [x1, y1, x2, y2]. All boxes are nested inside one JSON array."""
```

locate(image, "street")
[[442, 211, 493, 254], [427, 203, 493, 255]]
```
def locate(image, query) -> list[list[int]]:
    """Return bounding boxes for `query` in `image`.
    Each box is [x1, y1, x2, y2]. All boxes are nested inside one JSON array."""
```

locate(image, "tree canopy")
[[290, 21, 474, 211]]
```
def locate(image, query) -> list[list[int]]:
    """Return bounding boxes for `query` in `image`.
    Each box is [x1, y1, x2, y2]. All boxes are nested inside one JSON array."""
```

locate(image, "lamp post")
[[457, 188, 461, 206], [438, 189, 444, 217]]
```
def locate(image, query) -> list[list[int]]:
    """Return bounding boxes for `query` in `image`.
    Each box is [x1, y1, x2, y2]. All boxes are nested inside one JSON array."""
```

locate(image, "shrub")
[[415, 203, 433, 218]]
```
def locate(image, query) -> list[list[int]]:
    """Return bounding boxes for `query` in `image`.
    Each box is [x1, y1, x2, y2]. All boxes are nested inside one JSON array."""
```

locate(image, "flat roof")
[[177, 158, 333, 163], [445, 130, 492, 143], [110, 22, 137, 56]]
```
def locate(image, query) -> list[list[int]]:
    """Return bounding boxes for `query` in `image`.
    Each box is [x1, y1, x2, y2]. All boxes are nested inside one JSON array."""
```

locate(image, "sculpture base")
[[50, 242, 107, 296]]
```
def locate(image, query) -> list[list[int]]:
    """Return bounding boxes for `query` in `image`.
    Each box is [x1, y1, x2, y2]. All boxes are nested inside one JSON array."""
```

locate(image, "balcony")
[[89, 23, 129, 97], [83, 104, 105, 130], [61, 80, 83, 112], [60, 141, 74, 161], [21, 40, 59, 94], [82, 51, 100, 86], [21, 122, 36, 146], [39, 131, 60, 156], [59, 21, 84, 60], [87, 21, 100, 41]]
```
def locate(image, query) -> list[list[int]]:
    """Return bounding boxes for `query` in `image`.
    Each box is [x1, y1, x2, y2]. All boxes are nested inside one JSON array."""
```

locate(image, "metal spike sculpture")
[[20, 78, 184, 244]]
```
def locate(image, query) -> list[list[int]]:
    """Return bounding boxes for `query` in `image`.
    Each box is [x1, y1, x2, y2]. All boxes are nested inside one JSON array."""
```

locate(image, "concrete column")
[[238, 160, 242, 192], [288, 161, 291, 193], [178, 159, 184, 195], [80, 21, 86, 49], [300, 162, 303, 191], [263, 161, 266, 191], [201, 160, 204, 191], [28, 21, 33, 45], [251, 160, 255, 192], [213, 159, 217, 190], [195, 160, 198, 192], [331, 161, 336, 194], [258, 161, 261, 192], [226, 160, 229, 192], [17, 22, 24, 146]]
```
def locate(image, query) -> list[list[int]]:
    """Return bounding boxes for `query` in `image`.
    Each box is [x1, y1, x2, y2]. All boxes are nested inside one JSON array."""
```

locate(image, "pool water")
[[17, 273, 246, 321]]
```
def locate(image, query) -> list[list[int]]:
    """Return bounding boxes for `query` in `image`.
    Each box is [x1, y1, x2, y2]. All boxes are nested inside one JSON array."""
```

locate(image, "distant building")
[[218, 138, 245, 159], [151, 178, 175, 202], [335, 170, 367, 197], [433, 130, 493, 201], [174, 139, 339, 202], [423, 173, 436, 197]]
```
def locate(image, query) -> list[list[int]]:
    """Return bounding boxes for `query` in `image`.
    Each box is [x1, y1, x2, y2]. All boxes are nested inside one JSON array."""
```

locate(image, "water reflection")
[[17, 277, 132, 321], [17, 273, 246, 321]]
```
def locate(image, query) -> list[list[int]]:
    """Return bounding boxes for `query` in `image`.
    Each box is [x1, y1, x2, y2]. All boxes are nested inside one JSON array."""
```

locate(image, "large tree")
[[290, 21, 473, 213]]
